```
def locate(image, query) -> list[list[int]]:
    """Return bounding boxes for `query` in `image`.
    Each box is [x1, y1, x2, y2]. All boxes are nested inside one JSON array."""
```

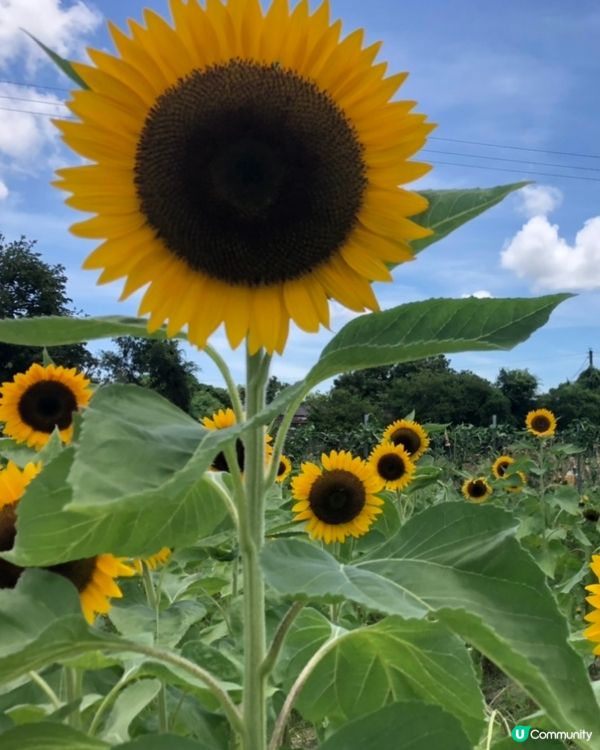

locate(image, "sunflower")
[[291, 450, 384, 544], [461, 477, 492, 504], [202, 407, 245, 472], [492, 455, 514, 479], [584, 555, 600, 655], [382, 419, 429, 461], [53, 0, 433, 355], [133, 547, 172, 575], [275, 454, 292, 483], [368, 441, 415, 491], [525, 408, 557, 438], [0, 461, 134, 623], [0, 364, 92, 449]]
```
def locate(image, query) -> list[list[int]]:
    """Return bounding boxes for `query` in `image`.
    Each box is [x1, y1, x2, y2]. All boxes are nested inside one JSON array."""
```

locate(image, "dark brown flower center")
[[468, 480, 488, 499], [212, 438, 245, 473], [17, 380, 77, 433], [390, 427, 422, 455], [135, 59, 366, 286], [277, 460, 287, 477], [377, 453, 406, 481], [46, 558, 97, 592], [497, 460, 511, 477], [308, 469, 366, 525], [531, 415, 551, 433]]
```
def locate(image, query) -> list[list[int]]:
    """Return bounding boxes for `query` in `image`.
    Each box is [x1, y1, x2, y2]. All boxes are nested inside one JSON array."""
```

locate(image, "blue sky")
[[1, 0, 599, 394]]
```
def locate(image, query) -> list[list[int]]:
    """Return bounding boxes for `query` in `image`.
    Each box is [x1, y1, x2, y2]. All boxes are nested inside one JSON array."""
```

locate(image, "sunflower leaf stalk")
[[240, 348, 270, 750]]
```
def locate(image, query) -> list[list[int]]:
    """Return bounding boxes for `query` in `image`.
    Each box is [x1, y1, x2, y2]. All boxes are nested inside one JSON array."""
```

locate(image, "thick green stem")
[[142, 563, 168, 732], [205, 344, 245, 422], [538, 441, 548, 557], [240, 348, 270, 750]]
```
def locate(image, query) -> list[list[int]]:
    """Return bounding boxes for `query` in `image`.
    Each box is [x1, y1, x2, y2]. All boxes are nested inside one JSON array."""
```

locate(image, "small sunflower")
[[0, 461, 134, 623], [54, 0, 433, 354], [525, 408, 557, 438], [382, 419, 429, 461], [584, 555, 600, 655], [492, 455, 514, 479], [461, 477, 492, 504], [133, 547, 172, 575], [291, 450, 384, 544], [275, 454, 292, 484], [369, 441, 415, 491], [202, 407, 245, 472], [0, 363, 92, 449]]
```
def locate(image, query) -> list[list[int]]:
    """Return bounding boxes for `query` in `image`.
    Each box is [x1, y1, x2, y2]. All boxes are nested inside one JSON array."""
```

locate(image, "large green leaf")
[[0, 316, 162, 346], [262, 503, 600, 748], [115, 736, 220, 750], [318, 701, 471, 750], [280, 610, 484, 743], [307, 296, 568, 382], [0, 723, 107, 750], [7, 447, 231, 564], [411, 183, 528, 253]]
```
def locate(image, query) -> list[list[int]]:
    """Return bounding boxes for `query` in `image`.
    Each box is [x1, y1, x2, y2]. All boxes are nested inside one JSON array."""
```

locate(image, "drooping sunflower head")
[[368, 441, 415, 491], [461, 477, 492, 504], [525, 408, 557, 438], [382, 419, 429, 461], [54, 0, 433, 354], [0, 364, 92, 449], [584, 555, 600, 655], [492, 455, 514, 479], [0, 461, 42, 589], [47, 554, 135, 624], [275, 454, 292, 484], [291, 449, 384, 544]]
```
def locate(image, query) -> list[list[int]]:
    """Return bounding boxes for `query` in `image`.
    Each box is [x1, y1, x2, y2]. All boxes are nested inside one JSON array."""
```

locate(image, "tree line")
[[2, 234, 599, 430]]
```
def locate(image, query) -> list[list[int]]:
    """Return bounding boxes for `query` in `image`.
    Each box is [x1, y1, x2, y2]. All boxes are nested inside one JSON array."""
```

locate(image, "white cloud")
[[461, 290, 493, 299], [0, 180, 8, 200], [0, 0, 101, 72], [518, 184, 563, 218], [501, 215, 600, 291]]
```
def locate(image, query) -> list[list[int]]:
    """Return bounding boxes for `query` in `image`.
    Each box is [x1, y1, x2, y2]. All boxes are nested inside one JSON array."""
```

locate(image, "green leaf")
[[115, 736, 219, 750], [8, 447, 231, 564], [0, 722, 107, 750], [24, 33, 88, 89], [292, 615, 485, 742], [109, 601, 207, 649], [318, 701, 471, 750], [411, 183, 528, 254], [262, 503, 600, 748], [0, 316, 171, 347], [100, 679, 161, 745], [0, 439, 37, 467], [308, 296, 569, 383]]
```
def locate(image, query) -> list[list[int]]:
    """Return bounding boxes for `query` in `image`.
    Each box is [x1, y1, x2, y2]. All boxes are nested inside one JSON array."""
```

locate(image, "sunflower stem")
[[64, 666, 83, 728], [240, 347, 270, 750], [205, 344, 245, 423], [261, 601, 305, 677], [142, 562, 169, 732], [28, 670, 62, 710], [265, 388, 307, 488]]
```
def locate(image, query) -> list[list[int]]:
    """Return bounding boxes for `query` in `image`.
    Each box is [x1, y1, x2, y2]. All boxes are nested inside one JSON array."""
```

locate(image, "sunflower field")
[[0, 1, 599, 749]]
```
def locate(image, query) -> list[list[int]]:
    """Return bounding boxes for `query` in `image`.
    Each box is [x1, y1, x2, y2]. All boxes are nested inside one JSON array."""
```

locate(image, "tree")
[[96, 337, 198, 412], [542, 380, 600, 428], [496, 368, 538, 424], [0, 235, 95, 381]]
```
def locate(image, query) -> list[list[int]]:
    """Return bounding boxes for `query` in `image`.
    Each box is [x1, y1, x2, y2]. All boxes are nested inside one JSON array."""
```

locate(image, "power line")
[[0, 93, 69, 107], [423, 148, 600, 173], [0, 105, 72, 118], [0, 78, 71, 92], [431, 160, 600, 183], [430, 136, 600, 161]]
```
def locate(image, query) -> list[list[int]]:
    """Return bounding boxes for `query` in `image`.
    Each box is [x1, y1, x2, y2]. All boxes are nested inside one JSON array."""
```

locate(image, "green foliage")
[[496, 368, 539, 424]]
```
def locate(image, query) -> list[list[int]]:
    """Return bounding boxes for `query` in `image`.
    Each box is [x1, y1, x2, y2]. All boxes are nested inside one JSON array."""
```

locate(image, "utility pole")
[[589, 348, 594, 369]]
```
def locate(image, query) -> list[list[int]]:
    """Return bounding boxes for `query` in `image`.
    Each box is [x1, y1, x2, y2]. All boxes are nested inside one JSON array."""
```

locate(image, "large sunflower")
[[291, 450, 384, 543], [525, 408, 557, 438], [53, 0, 433, 354], [461, 477, 492, 504], [382, 419, 429, 461], [584, 554, 600, 655], [369, 441, 415, 491], [0, 461, 134, 623], [0, 364, 92, 449], [275, 454, 292, 484]]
